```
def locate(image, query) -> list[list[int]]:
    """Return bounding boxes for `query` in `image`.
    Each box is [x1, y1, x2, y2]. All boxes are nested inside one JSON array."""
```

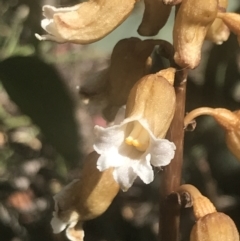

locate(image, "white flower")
[[93, 69, 177, 191], [94, 120, 176, 191]]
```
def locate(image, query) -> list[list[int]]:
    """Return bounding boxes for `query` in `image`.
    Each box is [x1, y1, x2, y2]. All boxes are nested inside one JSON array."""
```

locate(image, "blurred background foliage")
[[0, 0, 240, 241]]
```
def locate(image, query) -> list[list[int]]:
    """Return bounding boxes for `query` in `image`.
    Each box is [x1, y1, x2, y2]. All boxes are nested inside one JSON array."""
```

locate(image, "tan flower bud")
[[190, 212, 239, 241], [177, 184, 216, 220], [51, 151, 119, 240], [138, 0, 171, 36], [217, 12, 240, 45], [36, 0, 137, 44], [177, 185, 239, 241], [173, 0, 218, 69], [184, 107, 240, 161]]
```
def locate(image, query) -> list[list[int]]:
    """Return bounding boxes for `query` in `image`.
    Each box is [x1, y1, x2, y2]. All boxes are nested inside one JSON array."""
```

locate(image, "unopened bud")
[[190, 212, 239, 241], [173, 0, 218, 69]]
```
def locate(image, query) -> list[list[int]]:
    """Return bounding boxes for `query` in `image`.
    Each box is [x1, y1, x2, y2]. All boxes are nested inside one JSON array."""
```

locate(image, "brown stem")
[[159, 69, 187, 241]]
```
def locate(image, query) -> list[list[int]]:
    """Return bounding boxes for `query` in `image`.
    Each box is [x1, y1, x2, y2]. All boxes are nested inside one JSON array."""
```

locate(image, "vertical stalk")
[[159, 69, 187, 241]]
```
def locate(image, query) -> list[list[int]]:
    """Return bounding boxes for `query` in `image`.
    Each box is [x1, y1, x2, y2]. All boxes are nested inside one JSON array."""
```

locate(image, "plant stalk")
[[159, 69, 187, 241]]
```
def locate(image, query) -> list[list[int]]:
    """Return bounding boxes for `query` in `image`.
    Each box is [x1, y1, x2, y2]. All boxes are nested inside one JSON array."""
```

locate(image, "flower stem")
[[159, 69, 187, 241]]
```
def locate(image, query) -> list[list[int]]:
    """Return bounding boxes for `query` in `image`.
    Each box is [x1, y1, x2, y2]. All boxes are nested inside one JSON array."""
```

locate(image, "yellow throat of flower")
[[125, 121, 149, 152]]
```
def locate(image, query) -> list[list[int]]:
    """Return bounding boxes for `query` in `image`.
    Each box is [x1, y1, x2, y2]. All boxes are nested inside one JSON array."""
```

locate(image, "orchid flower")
[[94, 68, 177, 191]]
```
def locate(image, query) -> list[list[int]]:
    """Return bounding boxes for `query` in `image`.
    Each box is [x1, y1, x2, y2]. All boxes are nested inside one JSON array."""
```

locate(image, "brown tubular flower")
[[176, 185, 239, 241], [36, 0, 137, 44], [51, 151, 119, 241], [206, 0, 230, 45], [173, 0, 218, 69], [217, 12, 240, 45], [138, 0, 171, 36], [103, 38, 168, 121], [184, 107, 240, 161]]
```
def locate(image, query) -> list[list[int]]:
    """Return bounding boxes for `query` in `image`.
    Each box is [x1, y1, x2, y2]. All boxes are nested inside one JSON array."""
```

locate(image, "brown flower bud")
[[190, 212, 239, 241], [184, 107, 240, 161], [138, 0, 171, 36], [217, 12, 240, 45], [51, 151, 119, 240], [36, 0, 137, 44], [173, 0, 218, 69]]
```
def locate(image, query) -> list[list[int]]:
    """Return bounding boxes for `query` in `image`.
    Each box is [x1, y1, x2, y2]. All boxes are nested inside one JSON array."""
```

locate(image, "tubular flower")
[[35, 0, 137, 44], [94, 68, 176, 191], [51, 152, 119, 241]]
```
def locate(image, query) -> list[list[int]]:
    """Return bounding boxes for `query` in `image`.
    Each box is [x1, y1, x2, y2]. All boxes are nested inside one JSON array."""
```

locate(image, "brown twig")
[[159, 69, 187, 241]]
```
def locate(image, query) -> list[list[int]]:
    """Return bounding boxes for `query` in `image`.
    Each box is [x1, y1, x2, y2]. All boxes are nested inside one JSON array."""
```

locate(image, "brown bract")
[[138, 0, 171, 36], [39, 0, 137, 44], [173, 0, 218, 69]]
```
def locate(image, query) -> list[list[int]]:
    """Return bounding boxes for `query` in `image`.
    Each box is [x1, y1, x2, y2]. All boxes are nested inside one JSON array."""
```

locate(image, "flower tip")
[[51, 212, 67, 233]]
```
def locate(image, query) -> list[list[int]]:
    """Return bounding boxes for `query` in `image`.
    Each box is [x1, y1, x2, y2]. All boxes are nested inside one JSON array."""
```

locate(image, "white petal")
[[41, 19, 65, 42], [113, 165, 137, 191], [96, 149, 124, 171], [133, 157, 154, 184], [150, 139, 176, 167], [51, 212, 67, 233], [42, 5, 80, 19], [93, 125, 125, 153]]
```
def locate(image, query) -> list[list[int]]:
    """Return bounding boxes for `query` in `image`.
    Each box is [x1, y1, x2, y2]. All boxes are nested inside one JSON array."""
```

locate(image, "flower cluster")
[[35, 0, 240, 240]]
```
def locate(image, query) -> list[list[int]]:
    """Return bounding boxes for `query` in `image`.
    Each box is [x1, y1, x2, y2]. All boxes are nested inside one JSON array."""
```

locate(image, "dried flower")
[[138, 0, 171, 36], [94, 68, 176, 191], [35, 0, 137, 44], [184, 107, 240, 161], [173, 0, 218, 69], [51, 151, 119, 241]]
